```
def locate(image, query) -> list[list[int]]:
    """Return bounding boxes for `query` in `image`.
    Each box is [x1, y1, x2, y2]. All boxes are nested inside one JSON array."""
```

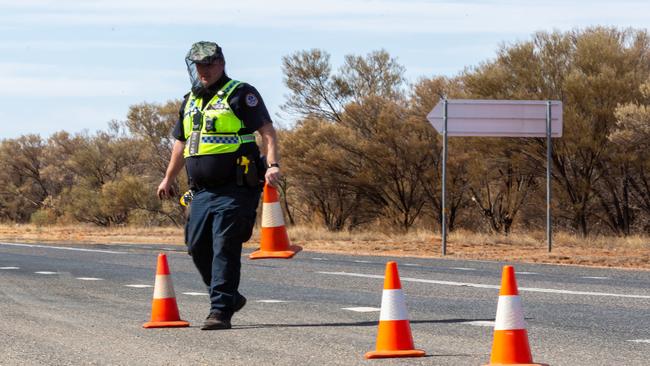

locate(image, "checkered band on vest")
[[202, 136, 241, 144]]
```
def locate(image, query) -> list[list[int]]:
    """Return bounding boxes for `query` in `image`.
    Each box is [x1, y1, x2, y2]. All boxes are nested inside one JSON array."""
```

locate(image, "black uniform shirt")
[[172, 74, 272, 189]]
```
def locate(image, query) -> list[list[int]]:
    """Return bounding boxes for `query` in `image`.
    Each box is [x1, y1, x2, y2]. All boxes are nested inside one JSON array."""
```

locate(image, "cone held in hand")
[[484, 265, 547, 366], [365, 261, 425, 359], [143, 253, 190, 328], [249, 184, 301, 259]]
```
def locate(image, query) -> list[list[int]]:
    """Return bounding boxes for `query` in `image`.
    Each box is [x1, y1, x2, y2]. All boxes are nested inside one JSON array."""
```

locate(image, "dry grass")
[[0, 224, 648, 269], [0, 224, 183, 245]]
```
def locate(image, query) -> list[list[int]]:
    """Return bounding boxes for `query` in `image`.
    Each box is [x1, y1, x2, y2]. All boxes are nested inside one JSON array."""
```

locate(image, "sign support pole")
[[546, 100, 553, 252], [441, 99, 448, 256], [427, 99, 562, 255]]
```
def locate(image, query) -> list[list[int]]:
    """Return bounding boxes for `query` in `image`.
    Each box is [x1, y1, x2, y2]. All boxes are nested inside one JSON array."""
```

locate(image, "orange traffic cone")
[[365, 261, 425, 359], [249, 183, 301, 259], [484, 265, 547, 365], [143, 253, 190, 328]]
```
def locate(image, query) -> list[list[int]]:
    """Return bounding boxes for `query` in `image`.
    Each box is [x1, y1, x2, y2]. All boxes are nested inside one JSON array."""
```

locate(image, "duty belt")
[[201, 134, 256, 144]]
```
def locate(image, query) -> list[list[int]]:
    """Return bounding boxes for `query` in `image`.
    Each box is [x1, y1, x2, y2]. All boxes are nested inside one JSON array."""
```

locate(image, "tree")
[[466, 141, 538, 235], [410, 76, 470, 232], [118, 100, 182, 176], [462, 27, 650, 236], [334, 96, 433, 230], [281, 50, 432, 231], [281, 49, 347, 122], [281, 118, 366, 230], [282, 49, 407, 123], [610, 78, 650, 232], [338, 50, 406, 102], [0, 135, 49, 222]]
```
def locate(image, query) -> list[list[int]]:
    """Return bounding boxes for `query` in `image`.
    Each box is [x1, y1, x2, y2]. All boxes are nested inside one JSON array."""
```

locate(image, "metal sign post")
[[546, 101, 552, 252], [427, 99, 563, 255], [441, 99, 448, 256]]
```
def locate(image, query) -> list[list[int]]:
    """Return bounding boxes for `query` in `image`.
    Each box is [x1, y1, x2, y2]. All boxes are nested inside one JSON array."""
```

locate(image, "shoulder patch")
[[245, 93, 259, 107]]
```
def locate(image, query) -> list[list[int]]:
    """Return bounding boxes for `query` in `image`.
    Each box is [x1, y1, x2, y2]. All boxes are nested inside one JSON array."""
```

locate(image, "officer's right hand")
[[157, 179, 175, 200]]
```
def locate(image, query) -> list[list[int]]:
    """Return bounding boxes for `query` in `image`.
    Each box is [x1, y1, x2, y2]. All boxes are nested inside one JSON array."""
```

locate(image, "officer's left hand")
[[265, 167, 281, 188]]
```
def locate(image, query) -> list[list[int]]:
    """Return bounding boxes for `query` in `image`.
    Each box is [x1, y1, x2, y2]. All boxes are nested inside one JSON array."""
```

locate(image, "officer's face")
[[196, 60, 224, 87]]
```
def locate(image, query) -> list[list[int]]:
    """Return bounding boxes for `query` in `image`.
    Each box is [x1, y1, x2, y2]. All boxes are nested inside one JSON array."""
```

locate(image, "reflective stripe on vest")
[[182, 80, 255, 157], [201, 134, 256, 144]]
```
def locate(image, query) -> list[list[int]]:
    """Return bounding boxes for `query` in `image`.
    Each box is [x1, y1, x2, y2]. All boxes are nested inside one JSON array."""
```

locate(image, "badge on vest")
[[206, 102, 227, 111], [188, 131, 201, 155]]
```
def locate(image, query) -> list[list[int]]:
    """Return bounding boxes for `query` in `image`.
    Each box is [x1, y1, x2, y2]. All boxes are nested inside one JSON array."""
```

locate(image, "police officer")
[[157, 41, 281, 330]]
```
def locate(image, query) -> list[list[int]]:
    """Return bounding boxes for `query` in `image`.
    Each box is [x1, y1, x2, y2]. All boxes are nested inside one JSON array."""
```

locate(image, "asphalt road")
[[1, 241, 648, 365]]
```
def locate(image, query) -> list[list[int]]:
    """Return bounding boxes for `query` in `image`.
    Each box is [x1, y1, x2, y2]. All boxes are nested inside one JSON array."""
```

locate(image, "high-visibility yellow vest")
[[183, 79, 256, 157]]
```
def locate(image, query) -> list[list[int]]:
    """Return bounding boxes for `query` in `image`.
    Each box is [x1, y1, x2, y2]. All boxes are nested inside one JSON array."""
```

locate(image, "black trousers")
[[185, 184, 260, 314]]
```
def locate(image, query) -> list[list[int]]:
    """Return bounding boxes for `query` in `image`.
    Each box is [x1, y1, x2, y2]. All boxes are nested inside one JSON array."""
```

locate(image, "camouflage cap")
[[186, 41, 224, 64]]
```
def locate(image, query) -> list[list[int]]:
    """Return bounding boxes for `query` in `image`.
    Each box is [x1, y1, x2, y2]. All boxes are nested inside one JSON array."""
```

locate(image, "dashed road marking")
[[76, 277, 103, 281], [34, 271, 57, 275], [183, 292, 208, 296], [451, 267, 476, 271], [0, 242, 126, 254], [257, 300, 289, 303], [627, 339, 650, 343], [516, 271, 539, 275], [582, 276, 609, 280], [125, 284, 152, 288], [403, 263, 420, 267], [354, 260, 372, 263], [317, 271, 650, 299], [342, 307, 380, 312], [312, 258, 328, 261], [0, 266, 19, 270], [462, 321, 495, 327]]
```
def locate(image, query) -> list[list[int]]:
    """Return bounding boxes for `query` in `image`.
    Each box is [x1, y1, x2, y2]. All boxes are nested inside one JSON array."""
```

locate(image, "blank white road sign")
[[427, 99, 563, 137]]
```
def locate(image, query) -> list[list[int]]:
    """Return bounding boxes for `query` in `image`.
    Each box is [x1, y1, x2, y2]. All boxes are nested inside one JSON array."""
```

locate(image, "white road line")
[[182, 292, 208, 296], [462, 321, 495, 327], [451, 267, 476, 271], [317, 271, 650, 299], [256, 300, 289, 303], [342, 307, 380, 312], [125, 284, 152, 288], [627, 339, 650, 343], [76, 277, 103, 281], [0, 266, 19, 270], [403, 263, 420, 267], [516, 271, 539, 275], [312, 257, 328, 261], [354, 260, 372, 263], [582, 276, 609, 280], [518, 285, 650, 298], [34, 271, 57, 275], [0, 242, 126, 254]]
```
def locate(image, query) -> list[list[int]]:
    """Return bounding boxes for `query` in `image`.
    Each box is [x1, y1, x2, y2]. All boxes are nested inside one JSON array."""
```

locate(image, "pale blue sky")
[[0, 0, 647, 138]]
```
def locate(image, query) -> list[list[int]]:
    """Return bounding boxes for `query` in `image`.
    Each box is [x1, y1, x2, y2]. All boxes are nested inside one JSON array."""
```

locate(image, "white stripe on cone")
[[379, 289, 409, 321], [494, 295, 527, 330], [262, 202, 285, 228], [153, 274, 176, 299]]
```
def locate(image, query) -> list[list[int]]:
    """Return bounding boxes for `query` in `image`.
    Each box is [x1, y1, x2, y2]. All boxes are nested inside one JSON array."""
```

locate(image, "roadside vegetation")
[[0, 223, 647, 269], [0, 27, 649, 266]]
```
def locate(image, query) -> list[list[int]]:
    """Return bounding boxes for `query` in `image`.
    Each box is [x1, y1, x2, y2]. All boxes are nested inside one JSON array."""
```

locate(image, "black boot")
[[201, 312, 232, 330], [234, 293, 247, 312]]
